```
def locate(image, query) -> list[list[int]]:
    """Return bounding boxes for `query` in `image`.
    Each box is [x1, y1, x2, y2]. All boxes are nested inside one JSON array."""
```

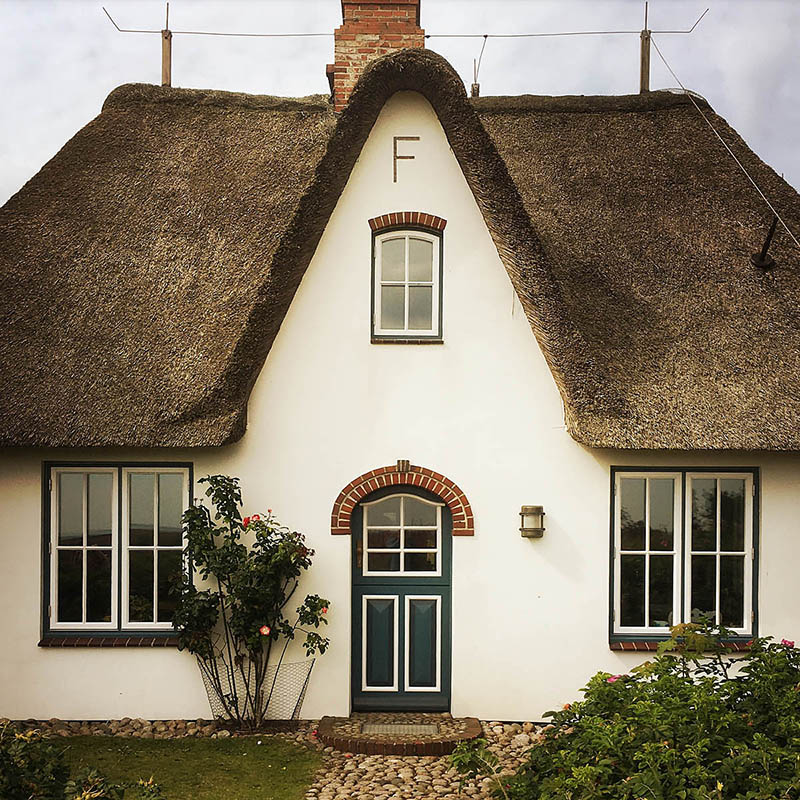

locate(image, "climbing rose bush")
[[173, 475, 330, 730], [502, 623, 800, 800]]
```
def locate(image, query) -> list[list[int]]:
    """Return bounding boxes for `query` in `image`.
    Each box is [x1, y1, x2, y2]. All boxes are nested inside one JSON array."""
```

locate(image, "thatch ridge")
[[104, 83, 331, 113], [471, 90, 707, 115]]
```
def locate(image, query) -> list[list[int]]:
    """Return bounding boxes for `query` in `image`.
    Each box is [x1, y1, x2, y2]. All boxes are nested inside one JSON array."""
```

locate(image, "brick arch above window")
[[368, 212, 447, 233], [331, 462, 473, 536]]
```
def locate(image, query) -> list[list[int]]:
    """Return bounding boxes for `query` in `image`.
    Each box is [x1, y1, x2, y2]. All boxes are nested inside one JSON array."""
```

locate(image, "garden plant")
[[453, 621, 800, 799], [172, 475, 330, 731], [0, 722, 163, 800]]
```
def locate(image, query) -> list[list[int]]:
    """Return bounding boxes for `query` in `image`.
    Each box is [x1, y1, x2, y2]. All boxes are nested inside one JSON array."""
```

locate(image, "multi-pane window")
[[48, 465, 189, 633], [613, 470, 755, 637], [373, 230, 441, 339], [362, 494, 443, 576]]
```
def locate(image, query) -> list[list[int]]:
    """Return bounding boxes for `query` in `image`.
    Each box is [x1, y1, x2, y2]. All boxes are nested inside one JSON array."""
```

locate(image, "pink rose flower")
[[781, 639, 795, 648], [251, 514, 261, 521], [259, 625, 271, 636], [607, 675, 622, 683]]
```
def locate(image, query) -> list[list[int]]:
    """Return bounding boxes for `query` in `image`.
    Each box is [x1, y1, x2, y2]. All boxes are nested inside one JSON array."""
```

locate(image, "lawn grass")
[[60, 735, 322, 800]]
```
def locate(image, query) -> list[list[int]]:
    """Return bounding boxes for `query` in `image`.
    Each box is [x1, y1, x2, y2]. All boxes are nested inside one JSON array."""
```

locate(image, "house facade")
[[2, 0, 800, 723]]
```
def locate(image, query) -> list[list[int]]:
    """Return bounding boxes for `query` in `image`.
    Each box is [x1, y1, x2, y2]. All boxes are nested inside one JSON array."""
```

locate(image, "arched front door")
[[351, 486, 452, 711]]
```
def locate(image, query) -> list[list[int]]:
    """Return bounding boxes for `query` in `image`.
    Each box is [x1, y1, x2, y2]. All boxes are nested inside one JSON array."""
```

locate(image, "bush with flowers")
[[458, 621, 800, 800], [172, 475, 330, 731]]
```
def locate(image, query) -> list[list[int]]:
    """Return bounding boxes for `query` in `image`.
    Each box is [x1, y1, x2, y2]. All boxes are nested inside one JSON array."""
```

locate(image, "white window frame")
[[362, 594, 399, 692], [684, 473, 754, 637], [373, 229, 441, 339], [49, 467, 119, 631], [362, 493, 444, 578], [47, 464, 189, 634], [121, 467, 190, 631], [404, 595, 442, 693], [613, 470, 755, 637]]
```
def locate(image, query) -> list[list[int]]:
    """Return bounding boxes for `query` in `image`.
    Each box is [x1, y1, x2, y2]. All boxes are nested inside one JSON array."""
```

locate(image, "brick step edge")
[[316, 716, 482, 755]]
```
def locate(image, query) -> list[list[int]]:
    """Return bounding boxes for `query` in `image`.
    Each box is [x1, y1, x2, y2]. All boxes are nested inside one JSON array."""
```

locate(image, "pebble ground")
[[307, 720, 542, 800]]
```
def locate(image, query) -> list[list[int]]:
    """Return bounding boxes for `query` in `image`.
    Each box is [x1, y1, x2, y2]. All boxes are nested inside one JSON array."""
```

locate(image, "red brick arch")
[[331, 462, 474, 536], [368, 212, 447, 233]]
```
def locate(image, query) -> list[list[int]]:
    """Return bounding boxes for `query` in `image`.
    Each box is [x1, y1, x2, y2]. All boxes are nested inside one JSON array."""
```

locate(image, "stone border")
[[317, 715, 482, 755]]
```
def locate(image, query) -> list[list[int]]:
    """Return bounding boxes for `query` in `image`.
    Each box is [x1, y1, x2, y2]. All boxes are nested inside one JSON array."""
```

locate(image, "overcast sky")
[[1, 0, 799, 205]]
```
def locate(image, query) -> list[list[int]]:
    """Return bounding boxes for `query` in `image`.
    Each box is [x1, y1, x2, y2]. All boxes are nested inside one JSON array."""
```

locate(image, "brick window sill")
[[610, 640, 752, 653], [371, 338, 444, 345], [39, 636, 180, 648]]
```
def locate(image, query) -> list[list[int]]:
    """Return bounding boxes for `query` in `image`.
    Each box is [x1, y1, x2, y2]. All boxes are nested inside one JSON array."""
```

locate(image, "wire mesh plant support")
[[199, 655, 315, 724]]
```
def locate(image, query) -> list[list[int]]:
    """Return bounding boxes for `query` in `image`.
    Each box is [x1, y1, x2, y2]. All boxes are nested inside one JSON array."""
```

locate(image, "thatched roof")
[[1, 48, 799, 449]]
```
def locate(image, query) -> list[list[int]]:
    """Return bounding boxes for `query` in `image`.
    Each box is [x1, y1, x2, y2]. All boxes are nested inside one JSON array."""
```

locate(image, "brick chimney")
[[327, 0, 425, 112]]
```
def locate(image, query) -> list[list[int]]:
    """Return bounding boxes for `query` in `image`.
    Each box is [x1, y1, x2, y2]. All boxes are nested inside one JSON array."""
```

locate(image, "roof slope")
[[475, 93, 800, 448], [1, 48, 800, 449]]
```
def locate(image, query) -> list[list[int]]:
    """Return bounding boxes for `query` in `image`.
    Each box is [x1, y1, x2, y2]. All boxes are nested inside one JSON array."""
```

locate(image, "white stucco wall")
[[2, 91, 800, 722]]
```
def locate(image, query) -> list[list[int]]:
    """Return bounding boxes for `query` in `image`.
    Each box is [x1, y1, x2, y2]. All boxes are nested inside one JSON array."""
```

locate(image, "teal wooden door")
[[351, 487, 452, 711]]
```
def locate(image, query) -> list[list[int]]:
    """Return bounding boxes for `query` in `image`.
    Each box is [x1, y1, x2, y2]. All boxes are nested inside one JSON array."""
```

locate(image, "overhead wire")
[[651, 37, 800, 251]]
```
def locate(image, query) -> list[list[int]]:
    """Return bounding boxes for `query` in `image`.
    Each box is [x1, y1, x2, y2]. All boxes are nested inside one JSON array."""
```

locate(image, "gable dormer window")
[[371, 225, 443, 342]]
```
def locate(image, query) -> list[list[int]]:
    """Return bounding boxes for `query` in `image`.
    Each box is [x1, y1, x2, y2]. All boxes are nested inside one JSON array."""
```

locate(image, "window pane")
[[408, 238, 433, 282], [86, 550, 112, 623], [157, 550, 182, 623], [404, 497, 437, 527], [720, 556, 745, 628], [408, 286, 432, 330], [649, 555, 673, 628], [129, 550, 154, 622], [405, 530, 437, 549], [649, 478, 674, 551], [620, 478, 645, 550], [691, 555, 716, 622], [130, 473, 154, 546], [404, 552, 437, 572], [368, 553, 400, 572], [87, 473, 113, 546], [367, 529, 400, 549], [59, 473, 84, 546], [381, 237, 405, 281], [158, 473, 183, 547], [692, 478, 717, 551], [620, 554, 645, 626], [368, 497, 401, 527], [380, 286, 405, 330], [720, 479, 745, 552], [57, 550, 82, 622]]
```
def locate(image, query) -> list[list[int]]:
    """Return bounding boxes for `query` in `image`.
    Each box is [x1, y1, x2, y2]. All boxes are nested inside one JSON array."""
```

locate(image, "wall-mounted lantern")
[[519, 505, 545, 538]]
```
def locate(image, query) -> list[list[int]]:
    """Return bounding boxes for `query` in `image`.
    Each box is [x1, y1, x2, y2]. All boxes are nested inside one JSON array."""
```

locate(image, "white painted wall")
[[2, 91, 800, 722]]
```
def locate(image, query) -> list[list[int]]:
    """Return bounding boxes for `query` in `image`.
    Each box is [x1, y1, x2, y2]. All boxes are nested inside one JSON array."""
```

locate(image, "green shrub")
[[0, 723, 163, 800], [0, 724, 70, 799], [498, 624, 800, 799]]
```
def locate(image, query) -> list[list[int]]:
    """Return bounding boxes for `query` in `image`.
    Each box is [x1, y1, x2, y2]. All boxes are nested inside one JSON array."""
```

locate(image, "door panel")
[[352, 488, 451, 711], [363, 595, 398, 690], [406, 596, 439, 690]]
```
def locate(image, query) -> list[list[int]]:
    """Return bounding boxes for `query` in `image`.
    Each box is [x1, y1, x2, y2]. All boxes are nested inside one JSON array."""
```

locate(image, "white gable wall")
[[2, 91, 800, 721]]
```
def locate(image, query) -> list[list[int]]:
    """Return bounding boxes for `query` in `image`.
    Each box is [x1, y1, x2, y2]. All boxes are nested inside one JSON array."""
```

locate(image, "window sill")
[[371, 337, 444, 345], [39, 635, 180, 648], [610, 639, 752, 653]]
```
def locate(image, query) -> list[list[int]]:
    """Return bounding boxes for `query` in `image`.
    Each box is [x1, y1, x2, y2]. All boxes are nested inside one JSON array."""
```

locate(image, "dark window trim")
[[608, 465, 759, 644], [41, 461, 193, 643], [370, 223, 444, 343]]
